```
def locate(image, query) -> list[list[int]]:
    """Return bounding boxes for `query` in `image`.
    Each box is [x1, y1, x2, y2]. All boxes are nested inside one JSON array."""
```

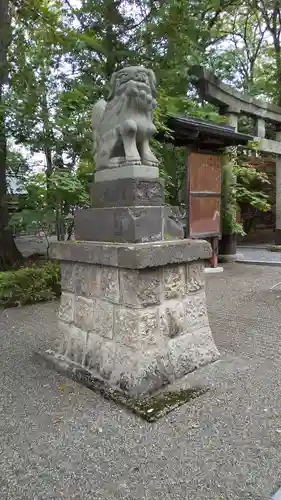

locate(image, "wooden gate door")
[[186, 151, 222, 239]]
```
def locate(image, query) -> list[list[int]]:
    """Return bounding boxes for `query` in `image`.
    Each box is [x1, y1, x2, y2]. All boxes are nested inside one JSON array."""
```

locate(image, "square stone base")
[[91, 177, 164, 208], [74, 205, 185, 243], [74, 206, 163, 243], [49, 239, 219, 397]]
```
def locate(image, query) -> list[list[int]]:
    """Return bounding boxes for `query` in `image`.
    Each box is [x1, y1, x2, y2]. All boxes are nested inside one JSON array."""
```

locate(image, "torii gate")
[[190, 66, 281, 245]]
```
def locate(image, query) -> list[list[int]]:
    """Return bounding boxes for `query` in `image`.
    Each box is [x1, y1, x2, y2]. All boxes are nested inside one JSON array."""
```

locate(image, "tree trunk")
[[41, 88, 54, 206], [0, 0, 23, 270]]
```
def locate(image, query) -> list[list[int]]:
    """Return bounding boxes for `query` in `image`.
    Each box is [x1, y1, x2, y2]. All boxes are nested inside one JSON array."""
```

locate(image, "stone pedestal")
[[43, 65, 220, 405], [76, 167, 184, 242], [49, 239, 219, 397]]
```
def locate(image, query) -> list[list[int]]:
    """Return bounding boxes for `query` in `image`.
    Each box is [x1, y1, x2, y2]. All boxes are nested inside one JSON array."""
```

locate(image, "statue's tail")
[[92, 99, 107, 155]]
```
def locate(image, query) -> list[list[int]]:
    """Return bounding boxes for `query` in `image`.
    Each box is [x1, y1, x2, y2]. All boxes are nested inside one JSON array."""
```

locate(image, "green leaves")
[[221, 148, 271, 235], [49, 169, 90, 208], [2, 0, 278, 225], [9, 168, 90, 243], [0, 262, 61, 307]]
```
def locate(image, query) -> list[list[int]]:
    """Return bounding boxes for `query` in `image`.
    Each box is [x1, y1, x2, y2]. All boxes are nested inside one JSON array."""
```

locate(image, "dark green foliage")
[[0, 261, 61, 307], [1, 0, 281, 270]]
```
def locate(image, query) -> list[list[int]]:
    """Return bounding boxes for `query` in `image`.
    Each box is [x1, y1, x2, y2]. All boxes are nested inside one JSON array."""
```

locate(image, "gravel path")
[[1, 264, 281, 499]]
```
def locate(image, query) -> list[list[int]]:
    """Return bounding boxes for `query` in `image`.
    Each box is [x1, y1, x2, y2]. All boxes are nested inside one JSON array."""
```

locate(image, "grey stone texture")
[[163, 205, 185, 240], [50, 239, 212, 269], [91, 177, 164, 208], [51, 247, 219, 396], [74, 206, 163, 243], [51, 61, 217, 404], [94, 165, 159, 182], [75, 204, 185, 243], [92, 66, 158, 171]]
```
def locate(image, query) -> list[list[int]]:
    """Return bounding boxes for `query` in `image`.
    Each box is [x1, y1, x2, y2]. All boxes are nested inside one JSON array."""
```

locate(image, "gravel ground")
[[1, 264, 281, 499]]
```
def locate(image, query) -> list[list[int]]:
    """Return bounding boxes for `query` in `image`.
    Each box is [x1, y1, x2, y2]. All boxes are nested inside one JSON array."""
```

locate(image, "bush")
[[0, 262, 61, 307]]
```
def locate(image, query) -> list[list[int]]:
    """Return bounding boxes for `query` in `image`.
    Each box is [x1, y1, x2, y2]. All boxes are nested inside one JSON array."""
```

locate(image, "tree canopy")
[[0, 0, 279, 268]]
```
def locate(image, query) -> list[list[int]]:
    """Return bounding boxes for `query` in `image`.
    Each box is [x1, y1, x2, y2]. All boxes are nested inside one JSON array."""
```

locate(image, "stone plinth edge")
[[33, 350, 209, 422], [90, 177, 164, 208], [95, 165, 159, 183], [50, 239, 212, 269]]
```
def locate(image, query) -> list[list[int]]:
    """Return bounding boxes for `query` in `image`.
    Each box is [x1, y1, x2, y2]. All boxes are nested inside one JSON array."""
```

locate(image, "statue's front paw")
[[142, 152, 158, 167]]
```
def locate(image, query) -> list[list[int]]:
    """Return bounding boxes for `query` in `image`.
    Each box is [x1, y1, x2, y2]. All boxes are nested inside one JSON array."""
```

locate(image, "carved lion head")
[[108, 66, 156, 101]]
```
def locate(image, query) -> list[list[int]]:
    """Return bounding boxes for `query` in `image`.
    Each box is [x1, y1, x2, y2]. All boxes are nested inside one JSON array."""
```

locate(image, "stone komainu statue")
[[92, 66, 159, 170]]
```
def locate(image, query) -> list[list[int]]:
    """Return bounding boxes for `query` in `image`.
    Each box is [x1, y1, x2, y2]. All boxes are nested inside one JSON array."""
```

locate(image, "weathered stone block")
[[91, 177, 164, 208], [187, 262, 205, 292], [74, 206, 163, 243], [94, 165, 159, 183], [99, 341, 117, 380], [183, 291, 210, 332], [52, 319, 70, 355], [50, 239, 212, 269], [119, 268, 161, 307], [168, 327, 220, 379], [66, 324, 87, 365], [114, 307, 159, 348], [138, 310, 159, 347], [110, 346, 172, 396], [97, 343, 169, 394], [50, 238, 218, 397], [163, 206, 185, 240], [158, 289, 209, 339], [84, 332, 103, 371], [61, 262, 75, 292], [93, 299, 114, 339], [58, 292, 74, 323], [75, 263, 100, 298], [115, 239, 212, 269], [158, 301, 185, 338], [75, 296, 94, 331], [99, 267, 119, 303], [163, 265, 186, 299], [114, 307, 139, 346]]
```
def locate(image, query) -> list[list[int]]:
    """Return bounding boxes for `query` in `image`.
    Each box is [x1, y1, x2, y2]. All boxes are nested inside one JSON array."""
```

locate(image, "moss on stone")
[[268, 245, 281, 252], [133, 387, 209, 422]]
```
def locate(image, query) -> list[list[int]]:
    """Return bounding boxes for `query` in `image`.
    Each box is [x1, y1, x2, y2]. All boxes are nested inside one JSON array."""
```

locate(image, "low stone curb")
[[236, 259, 281, 267], [33, 350, 208, 422], [218, 253, 244, 263], [204, 267, 224, 274]]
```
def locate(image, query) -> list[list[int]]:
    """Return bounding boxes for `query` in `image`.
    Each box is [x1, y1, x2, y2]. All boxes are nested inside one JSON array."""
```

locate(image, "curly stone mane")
[[92, 66, 159, 171]]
